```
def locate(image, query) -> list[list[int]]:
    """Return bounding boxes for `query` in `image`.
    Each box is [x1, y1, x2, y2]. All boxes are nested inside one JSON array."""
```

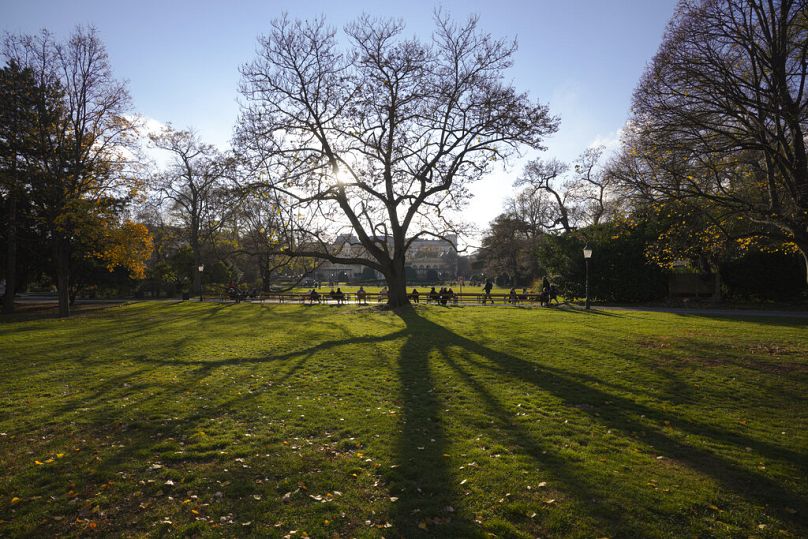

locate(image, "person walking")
[[483, 279, 494, 304]]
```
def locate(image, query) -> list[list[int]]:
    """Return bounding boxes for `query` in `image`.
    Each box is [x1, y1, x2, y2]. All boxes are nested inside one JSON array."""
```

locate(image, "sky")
[[2, 0, 677, 245]]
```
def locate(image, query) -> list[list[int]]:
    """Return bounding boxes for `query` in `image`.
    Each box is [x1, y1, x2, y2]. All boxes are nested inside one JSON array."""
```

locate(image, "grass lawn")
[[0, 302, 806, 538]]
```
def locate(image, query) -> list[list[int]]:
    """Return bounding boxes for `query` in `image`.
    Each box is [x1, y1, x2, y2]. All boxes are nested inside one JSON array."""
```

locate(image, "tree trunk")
[[190, 217, 201, 295], [193, 263, 202, 296], [795, 236, 808, 286], [54, 234, 70, 317], [260, 256, 271, 293], [709, 257, 722, 302], [3, 192, 16, 314], [386, 257, 411, 308], [711, 271, 722, 302]]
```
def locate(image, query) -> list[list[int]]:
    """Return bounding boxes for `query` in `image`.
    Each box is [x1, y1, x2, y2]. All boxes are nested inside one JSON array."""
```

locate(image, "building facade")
[[312, 234, 458, 282]]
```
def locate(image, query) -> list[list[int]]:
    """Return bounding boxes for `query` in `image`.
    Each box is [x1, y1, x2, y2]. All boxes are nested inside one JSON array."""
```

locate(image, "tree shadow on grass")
[[392, 308, 808, 536], [387, 315, 479, 537]]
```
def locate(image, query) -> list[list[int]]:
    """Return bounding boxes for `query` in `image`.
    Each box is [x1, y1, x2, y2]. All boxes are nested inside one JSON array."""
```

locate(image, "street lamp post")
[[198, 264, 205, 302], [583, 245, 592, 310]]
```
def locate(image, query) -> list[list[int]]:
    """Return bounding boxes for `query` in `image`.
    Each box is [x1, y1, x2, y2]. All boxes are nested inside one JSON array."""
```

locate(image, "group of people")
[[307, 287, 346, 304], [413, 286, 455, 305], [226, 282, 258, 303], [482, 277, 560, 306], [305, 280, 560, 306]]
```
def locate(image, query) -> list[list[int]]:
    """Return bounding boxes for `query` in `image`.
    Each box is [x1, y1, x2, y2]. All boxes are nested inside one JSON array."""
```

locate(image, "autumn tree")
[[236, 13, 557, 307], [3, 27, 143, 316], [612, 0, 808, 282]]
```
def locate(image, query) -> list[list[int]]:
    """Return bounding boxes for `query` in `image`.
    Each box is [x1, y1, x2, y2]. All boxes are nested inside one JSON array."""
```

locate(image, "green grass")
[[0, 302, 806, 538]]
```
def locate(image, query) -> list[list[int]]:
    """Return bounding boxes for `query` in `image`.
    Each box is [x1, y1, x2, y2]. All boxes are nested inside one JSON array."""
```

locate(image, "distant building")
[[313, 234, 458, 282]]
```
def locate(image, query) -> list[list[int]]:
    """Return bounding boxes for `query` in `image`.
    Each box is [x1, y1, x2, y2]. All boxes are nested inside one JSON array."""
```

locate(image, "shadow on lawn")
[[8, 305, 806, 537], [391, 308, 808, 537]]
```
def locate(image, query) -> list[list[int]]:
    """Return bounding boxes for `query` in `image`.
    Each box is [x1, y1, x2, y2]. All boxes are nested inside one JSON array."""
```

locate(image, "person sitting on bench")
[[409, 288, 420, 303], [519, 288, 528, 302]]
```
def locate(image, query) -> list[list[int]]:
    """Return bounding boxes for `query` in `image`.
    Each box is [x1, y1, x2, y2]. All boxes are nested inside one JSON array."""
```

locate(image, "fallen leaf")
[[10, 497, 21, 505]]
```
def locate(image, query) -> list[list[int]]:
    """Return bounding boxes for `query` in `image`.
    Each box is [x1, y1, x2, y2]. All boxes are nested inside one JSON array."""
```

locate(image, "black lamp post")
[[583, 245, 592, 310], [198, 264, 205, 302]]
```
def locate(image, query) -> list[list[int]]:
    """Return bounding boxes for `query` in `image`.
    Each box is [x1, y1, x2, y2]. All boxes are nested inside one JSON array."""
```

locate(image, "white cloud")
[[588, 124, 627, 157], [126, 115, 174, 169]]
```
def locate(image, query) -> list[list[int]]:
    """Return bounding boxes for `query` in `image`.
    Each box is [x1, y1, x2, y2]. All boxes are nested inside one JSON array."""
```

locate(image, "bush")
[[721, 250, 807, 301], [538, 220, 668, 303]]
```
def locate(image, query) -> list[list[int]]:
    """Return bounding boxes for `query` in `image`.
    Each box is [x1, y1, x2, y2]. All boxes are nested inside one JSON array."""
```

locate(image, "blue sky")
[[2, 0, 677, 236]]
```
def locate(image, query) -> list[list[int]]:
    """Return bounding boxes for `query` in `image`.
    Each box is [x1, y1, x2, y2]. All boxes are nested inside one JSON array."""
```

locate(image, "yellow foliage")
[[96, 221, 154, 279]]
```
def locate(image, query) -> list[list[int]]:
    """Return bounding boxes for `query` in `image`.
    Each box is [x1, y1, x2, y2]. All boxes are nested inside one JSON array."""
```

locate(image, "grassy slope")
[[0, 302, 806, 538]]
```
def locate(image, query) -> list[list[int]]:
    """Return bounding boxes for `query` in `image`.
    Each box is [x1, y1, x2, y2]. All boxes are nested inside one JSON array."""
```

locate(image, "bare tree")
[[149, 126, 235, 296], [614, 0, 808, 282], [3, 27, 139, 316], [236, 13, 557, 307], [514, 146, 614, 234], [229, 185, 319, 292], [567, 146, 614, 225]]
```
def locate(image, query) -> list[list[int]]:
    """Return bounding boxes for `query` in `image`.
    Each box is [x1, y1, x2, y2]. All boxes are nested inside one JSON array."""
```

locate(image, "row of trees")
[[478, 0, 807, 302], [0, 28, 151, 316], [2, 2, 806, 314], [2, 14, 560, 313]]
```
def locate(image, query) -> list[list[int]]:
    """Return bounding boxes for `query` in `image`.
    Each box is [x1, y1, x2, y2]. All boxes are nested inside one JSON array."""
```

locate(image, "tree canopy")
[[609, 0, 808, 282], [236, 13, 558, 306]]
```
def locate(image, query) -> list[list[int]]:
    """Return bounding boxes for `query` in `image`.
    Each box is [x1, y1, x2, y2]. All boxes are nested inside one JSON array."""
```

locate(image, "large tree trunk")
[[54, 234, 70, 317], [386, 256, 410, 309], [3, 192, 16, 314]]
